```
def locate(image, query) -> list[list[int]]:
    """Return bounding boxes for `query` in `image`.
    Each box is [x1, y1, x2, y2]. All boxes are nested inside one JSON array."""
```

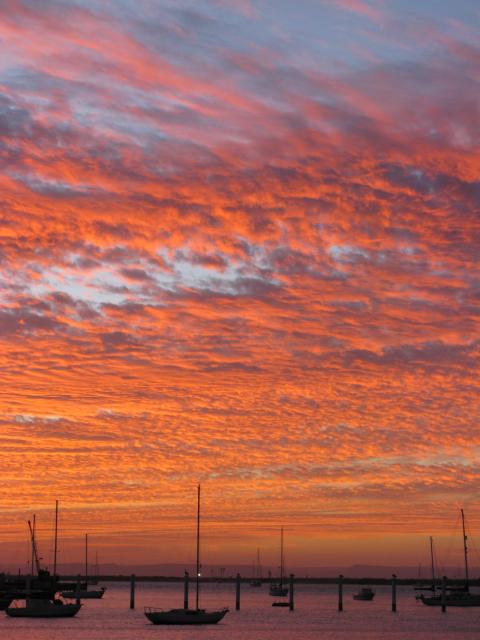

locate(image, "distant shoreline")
[[58, 575, 480, 586]]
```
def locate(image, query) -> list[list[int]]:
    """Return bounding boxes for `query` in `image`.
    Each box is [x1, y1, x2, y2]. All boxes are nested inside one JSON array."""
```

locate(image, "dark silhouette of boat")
[[0, 594, 14, 611], [61, 586, 105, 599], [61, 533, 106, 599], [415, 536, 437, 599], [144, 485, 228, 625], [353, 587, 375, 601], [250, 548, 262, 587], [420, 510, 480, 607], [6, 515, 81, 618], [6, 597, 81, 618], [269, 528, 288, 597], [145, 607, 228, 625]]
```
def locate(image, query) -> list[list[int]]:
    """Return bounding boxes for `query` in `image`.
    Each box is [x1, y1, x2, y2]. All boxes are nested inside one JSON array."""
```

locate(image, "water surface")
[[1, 582, 479, 639]]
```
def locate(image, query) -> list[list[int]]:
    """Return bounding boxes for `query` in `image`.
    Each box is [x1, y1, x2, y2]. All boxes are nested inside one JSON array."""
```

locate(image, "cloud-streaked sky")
[[1, 0, 479, 570]]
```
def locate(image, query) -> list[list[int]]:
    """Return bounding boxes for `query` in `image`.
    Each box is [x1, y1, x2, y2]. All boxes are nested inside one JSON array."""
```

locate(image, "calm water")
[[1, 582, 480, 639]]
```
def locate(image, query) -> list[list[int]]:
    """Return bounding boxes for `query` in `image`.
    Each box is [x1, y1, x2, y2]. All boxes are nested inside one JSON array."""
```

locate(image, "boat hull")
[[6, 601, 81, 618], [269, 585, 288, 597], [353, 589, 375, 601], [144, 607, 228, 625], [0, 596, 14, 611], [420, 593, 480, 607], [61, 588, 105, 599]]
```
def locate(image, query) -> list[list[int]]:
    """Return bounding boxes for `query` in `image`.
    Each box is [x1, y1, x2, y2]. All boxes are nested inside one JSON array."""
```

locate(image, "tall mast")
[[85, 533, 89, 588], [28, 517, 41, 575], [30, 514, 36, 575], [280, 527, 284, 587], [429, 536, 435, 588], [461, 509, 469, 589], [196, 484, 201, 610], [53, 500, 59, 576]]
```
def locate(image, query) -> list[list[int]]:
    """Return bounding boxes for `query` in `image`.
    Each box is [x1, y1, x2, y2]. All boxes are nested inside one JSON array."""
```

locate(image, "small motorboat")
[[353, 587, 375, 601], [272, 601, 289, 607]]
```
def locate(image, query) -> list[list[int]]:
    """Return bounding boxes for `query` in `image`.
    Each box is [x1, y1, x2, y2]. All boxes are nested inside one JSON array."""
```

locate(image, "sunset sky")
[[1, 0, 479, 573]]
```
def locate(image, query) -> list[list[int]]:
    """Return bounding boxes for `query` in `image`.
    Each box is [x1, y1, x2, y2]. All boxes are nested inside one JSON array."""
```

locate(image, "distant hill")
[[1, 562, 475, 580]]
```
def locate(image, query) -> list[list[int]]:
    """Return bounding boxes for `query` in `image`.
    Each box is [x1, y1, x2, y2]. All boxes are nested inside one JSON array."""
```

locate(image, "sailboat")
[[415, 536, 437, 598], [6, 512, 81, 618], [269, 528, 288, 597], [420, 510, 480, 607], [61, 534, 105, 599], [250, 548, 262, 587], [144, 485, 228, 625]]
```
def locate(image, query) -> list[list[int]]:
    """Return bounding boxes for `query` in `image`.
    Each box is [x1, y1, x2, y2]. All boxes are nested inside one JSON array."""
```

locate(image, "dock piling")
[[338, 574, 343, 612], [130, 574, 135, 609], [441, 576, 447, 613], [184, 571, 189, 609], [289, 574, 294, 611], [236, 573, 241, 610]]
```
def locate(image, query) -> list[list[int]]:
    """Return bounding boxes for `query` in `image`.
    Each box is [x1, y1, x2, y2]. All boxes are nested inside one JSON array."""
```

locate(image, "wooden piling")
[[130, 574, 135, 609], [184, 571, 189, 609], [391, 574, 397, 612], [289, 574, 294, 611], [338, 574, 343, 612], [236, 573, 241, 610]]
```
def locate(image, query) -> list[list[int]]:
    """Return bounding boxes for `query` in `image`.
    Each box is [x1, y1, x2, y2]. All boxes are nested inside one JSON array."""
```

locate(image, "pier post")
[[184, 571, 189, 609], [338, 574, 343, 612], [391, 574, 397, 612], [236, 573, 241, 610], [76, 574, 81, 606], [130, 574, 135, 609], [441, 576, 447, 613], [289, 574, 294, 611]]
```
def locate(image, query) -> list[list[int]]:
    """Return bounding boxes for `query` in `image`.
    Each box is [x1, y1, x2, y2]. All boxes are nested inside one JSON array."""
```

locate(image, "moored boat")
[[145, 607, 228, 625], [0, 595, 14, 611], [6, 597, 81, 618], [419, 510, 480, 607], [269, 528, 288, 597], [250, 548, 262, 587], [61, 586, 105, 599], [144, 485, 228, 625], [353, 587, 375, 601], [61, 533, 106, 599]]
